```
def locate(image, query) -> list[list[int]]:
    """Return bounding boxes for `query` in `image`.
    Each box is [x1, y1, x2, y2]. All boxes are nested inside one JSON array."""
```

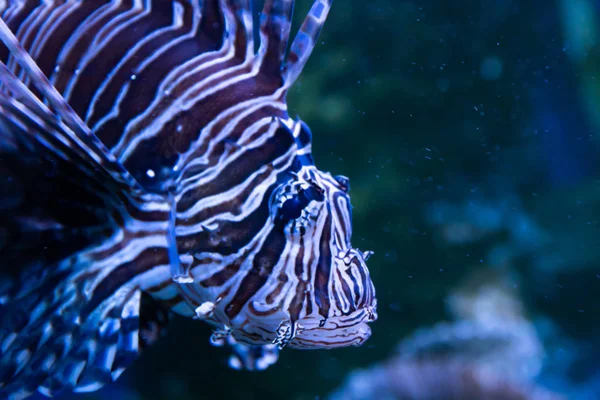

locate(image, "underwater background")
[[54, 0, 600, 398]]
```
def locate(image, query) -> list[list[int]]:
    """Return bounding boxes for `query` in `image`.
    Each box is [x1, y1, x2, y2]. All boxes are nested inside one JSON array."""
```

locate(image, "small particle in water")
[[176, 124, 183, 133], [146, 169, 155, 178], [53, 65, 60, 73], [131, 74, 137, 80]]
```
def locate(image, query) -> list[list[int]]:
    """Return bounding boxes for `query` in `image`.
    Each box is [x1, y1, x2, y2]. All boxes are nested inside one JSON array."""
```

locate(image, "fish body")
[[0, 1, 377, 398]]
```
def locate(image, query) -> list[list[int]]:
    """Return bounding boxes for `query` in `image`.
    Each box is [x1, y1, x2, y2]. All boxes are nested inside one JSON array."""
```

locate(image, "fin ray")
[[0, 16, 145, 194], [283, 0, 333, 86], [0, 16, 171, 398]]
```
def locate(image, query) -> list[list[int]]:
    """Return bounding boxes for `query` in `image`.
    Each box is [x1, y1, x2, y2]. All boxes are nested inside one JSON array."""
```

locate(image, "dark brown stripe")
[[200, 257, 243, 287], [121, 70, 286, 186], [93, 8, 224, 149], [177, 123, 295, 207], [176, 165, 273, 223], [85, 2, 194, 128], [52, 1, 134, 95], [288, 237, 306, 321], [68, 5, 173, 118], [314, 209, 332, 319], [178, 106, 285, 181], [82, 247, 169, 318], [176, 184, 275, 256], [335, 268, 354, 312], [265, 272, 288, 305], [225, 228, 285, 319]]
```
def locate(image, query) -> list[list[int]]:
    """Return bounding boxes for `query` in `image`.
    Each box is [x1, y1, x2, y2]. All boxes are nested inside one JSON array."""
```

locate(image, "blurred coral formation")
[[328, 270, 564, 400]]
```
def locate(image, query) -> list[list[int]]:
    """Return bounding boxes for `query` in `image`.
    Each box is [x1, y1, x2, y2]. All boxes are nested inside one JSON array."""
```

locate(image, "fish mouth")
[[287, 304, 378, 349], [283, 247, 378, 349]]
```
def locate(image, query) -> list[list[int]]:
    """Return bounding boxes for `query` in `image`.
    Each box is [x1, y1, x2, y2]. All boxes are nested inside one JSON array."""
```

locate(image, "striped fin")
[[0, 13, 172, 398], [283, 0, 332, 86], [0, 18, 162, 277], [0, 85, 157, 397], [0, 15, 145, 195], [0, 284, 169, 398], [0, 285, 139, 398], [0, 63, 129, 284]]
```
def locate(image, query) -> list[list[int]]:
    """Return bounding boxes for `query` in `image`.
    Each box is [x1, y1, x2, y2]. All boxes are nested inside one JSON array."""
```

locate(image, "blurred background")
[[67, 0, 600, 398]]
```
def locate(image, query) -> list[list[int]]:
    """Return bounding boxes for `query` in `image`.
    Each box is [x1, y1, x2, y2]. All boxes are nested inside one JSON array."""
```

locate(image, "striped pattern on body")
[[0, 1, 377, 398]]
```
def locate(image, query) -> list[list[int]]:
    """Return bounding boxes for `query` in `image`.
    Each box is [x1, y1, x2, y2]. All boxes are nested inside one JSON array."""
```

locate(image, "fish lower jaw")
[[224, 307, 375, 350], [288, 321, 373, 349], [288, 308, 376, 349]]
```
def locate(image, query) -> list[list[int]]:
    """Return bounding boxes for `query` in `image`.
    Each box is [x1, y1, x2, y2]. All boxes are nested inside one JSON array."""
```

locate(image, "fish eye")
[[271, 180, 325, 233], [279, 196, 304, 221]]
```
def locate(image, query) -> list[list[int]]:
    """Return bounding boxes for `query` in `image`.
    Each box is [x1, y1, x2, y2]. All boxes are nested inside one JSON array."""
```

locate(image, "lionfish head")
[[174, 117, 377, 350], [164, 0, 377, 351], [192, 162, 378, 350], [262, 166, 378, 349]]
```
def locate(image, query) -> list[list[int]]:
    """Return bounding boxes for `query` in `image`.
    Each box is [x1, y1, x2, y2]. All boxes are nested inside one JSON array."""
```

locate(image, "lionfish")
[[0, 0, 377, 398]]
